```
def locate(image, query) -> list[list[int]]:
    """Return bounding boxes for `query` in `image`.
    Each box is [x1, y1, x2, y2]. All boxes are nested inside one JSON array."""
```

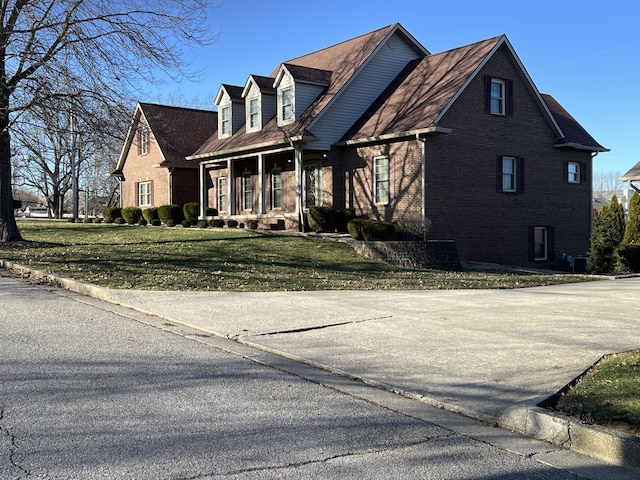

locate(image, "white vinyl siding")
[[306, 32, 422, 150]]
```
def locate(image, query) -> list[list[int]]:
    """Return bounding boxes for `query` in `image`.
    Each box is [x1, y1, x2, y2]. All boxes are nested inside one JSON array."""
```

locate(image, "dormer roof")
[[274, 63, 332, 87], [215, 84, 244, 105], [242, 75, 276, 97]]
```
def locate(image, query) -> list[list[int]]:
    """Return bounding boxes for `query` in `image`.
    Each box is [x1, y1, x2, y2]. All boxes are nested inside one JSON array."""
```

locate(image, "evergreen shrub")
[[183, 202, 199, 224], [93, 217, 103, 224], [308, 206, 334, 233], [210, 219, 225, 228], [347, 219, 368, 240], [206, 207, 218, 216], [181, 220, 191, 228], [335, 208, 356, 232], [362, 220, 396, 241], [247, 219, 258, 229], [103, 206, 121, 223], [83, 217, 92, 224], [121, 206, 142, 224], [165, 219, 176, 227], [151, 219, 162, 227], [617, 243, 640, 272], [226, 219, 239, 228], [138, 217, 148, 226], [158, 204, 184, 224], [114, 217, 126, 225], [196, 220, 208, 228], [142, 207, 159, 223]]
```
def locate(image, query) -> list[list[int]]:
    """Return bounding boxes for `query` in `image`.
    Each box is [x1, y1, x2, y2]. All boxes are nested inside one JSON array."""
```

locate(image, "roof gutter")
[[554, 141, 610, 153], [335, 126, 452, 147]]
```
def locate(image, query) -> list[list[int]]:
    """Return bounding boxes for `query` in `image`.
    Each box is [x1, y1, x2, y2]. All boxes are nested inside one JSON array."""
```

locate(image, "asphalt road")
[[0, 272, 636, 479]]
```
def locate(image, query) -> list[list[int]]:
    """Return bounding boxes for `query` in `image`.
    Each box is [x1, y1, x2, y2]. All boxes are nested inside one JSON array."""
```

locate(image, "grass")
[[0, 220, 590, 292], [556, 350, 640, 435]]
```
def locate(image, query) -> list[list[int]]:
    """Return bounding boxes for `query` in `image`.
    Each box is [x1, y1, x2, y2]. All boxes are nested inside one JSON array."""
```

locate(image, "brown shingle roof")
[[139, 103, 218, 167], [343, 36, 502, 140], [541, 94, 609, 152]]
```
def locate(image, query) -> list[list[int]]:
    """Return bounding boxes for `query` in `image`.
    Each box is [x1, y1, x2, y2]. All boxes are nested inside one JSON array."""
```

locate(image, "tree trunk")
[[0, 104, 23, 242]]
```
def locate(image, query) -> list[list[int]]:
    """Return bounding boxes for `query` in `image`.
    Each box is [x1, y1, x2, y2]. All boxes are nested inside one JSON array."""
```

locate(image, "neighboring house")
[[112, 103, 217, 209], [187, 23, 607, 267], [620, 161, 640, 194]]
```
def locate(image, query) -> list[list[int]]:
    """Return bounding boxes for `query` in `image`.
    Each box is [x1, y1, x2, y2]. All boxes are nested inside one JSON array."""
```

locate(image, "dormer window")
[[221, 106, 231, 136], [282, 88, 293, 122], [249, 98, 259, 129]]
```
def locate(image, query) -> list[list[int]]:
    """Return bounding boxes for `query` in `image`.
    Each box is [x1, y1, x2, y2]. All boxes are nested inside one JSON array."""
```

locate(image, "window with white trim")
[[374, 155, 390, 204], [490, 78, 505, 115], [220, 106, 231, 136], [502, 156, 516, 192], [249, 98, 259, 129], [217, 176, 227, 212], [138, 181, 151, 206], [242, 173, 252, 211], [281, 88, 293, 122], [271, 169, 282, 209], [567, 162, 580, 184], [139, 128, 149, 155]]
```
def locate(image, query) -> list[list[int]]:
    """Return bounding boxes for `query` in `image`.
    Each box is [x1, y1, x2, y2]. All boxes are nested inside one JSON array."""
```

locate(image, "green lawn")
[[556, 350, 640, 435], [1, 220, 589, 291]]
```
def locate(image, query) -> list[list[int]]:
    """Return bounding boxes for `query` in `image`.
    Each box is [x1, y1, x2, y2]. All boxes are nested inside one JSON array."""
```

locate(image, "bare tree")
[[0, 0, 215, 241]]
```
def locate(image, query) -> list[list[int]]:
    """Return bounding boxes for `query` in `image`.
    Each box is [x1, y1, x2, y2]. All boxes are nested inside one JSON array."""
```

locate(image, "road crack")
[[0, 406, 30, 477], [244, 315, 394, 338]]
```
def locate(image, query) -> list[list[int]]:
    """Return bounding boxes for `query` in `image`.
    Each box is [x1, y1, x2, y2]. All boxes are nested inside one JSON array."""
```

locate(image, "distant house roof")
[[113, 103, 217, 176], [620, 160, 640, 182]]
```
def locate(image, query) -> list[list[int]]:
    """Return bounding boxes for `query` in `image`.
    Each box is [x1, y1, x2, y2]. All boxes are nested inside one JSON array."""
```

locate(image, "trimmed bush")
[[394, 218, 431, 241], [347, 219, 368, 240], [181, 220, 191, 228], [335, 208, 356, 232], [114, 217, 126, 225], [103, 206, 121, 223], [138, 217, 148, 226], [158, 204, 184, 224], [67, 217, 77, 223], [196, 220, 208, 228], [183, 202, 199, 224], [210, 219, 225, 228], [165, 219, 176, 227], [92, 217, 103, 224], [308, 206, 335, 233], [362, 220, 396, 241], [617, 243, 640, 272], [151, 219, 162, 227], [121, 206, 142, 225], [142, 207, 159, 223], [247, 219, 258, 229], [226, 219, 239, 228], [206, 207, 218, 216]]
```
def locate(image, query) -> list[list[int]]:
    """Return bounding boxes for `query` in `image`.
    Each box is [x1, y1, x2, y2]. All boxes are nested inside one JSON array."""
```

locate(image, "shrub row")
[[346, 218, 431, 242], [307, 206, 356, 233]]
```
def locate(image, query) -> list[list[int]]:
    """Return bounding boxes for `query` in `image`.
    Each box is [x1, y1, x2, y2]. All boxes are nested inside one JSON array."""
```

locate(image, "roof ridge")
[[139, 102, 216, 114]]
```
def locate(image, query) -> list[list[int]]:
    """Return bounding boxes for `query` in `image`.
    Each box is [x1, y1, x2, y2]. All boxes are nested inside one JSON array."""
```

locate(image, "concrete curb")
[[2, 258, 639, 471]]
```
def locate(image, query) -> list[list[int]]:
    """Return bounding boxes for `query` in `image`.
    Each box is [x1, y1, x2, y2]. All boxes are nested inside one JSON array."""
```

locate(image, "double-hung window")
[[139, 128, 149, 155], [249, 98, 259, 129], [490, 79, 505, 115], [242, 173, 252, 211], [138, 181, 151, 206], [567, 162, 581, 184], [281, 88, 293, 122], [221, 107, 231, 136], [271, 169, 282, 209], [374, 155, 390, 204], [530, 226, 554, 262], [217, 177, 227, 212], [497, 156, 524, 194]]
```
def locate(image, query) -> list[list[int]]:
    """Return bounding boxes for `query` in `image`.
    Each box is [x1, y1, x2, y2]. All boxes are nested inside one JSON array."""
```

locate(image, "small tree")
[[623, 191, 640, 244], [609, 195, 626, 246], [587, 205, 617, 274]]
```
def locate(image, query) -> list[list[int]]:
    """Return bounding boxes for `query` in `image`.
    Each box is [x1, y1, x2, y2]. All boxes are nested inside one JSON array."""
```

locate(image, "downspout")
[[418, 134, 428, 242], [168, 167, 174, 204], [199, 162, 207, 219]]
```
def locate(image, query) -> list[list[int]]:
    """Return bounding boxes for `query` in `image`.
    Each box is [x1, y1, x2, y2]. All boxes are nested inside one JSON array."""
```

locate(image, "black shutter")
[[506, 80, 514, 117], [496, 156, 503, 192], [580, 162, 588, 184], [528, 226, 535, 262], [517, 157, 525, 193], [547, 225, 555, 261], [484, 76, 492, 114], [563, 161, 569, 183]]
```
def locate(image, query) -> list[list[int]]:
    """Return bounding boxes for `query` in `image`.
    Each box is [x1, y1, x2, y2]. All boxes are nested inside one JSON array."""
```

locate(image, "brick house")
[[112, 103, 217, 209], [188, 23, 606, 267]]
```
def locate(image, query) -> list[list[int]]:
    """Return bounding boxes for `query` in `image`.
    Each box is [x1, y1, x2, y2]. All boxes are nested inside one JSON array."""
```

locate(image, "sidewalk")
[[3, 258, 640, 469]]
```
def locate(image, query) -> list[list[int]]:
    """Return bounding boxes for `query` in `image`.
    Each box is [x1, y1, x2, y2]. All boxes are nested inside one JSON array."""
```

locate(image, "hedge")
[[347, 219, 396, 241], [103, 206, 121, 223], [183, 202, 199, 224], [158, 204, 184, 224], [308, 206, 334, 233], [142, 207, 159, 223], [121, 206, 142, 225]]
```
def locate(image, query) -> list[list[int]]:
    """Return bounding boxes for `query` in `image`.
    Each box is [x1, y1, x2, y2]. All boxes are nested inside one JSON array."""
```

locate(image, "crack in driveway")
[[242, 315, 394, 338]]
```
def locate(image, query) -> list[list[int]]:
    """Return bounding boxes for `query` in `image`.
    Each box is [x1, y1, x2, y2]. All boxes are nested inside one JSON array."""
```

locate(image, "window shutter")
[[365, 156, 373, 202], [563, 161, 569, 183], [389, 154, 395, 203], [517, 157, 525, 193], [150, 180, 154, 206], [580, 162, 588, 184], [506, 80, 514, 117], [496, 156, 503, 192], [484, 76, 492, 114], [134, 182, 140, 206], [528, 226, 535, 262], [547, 225, 555, 260]]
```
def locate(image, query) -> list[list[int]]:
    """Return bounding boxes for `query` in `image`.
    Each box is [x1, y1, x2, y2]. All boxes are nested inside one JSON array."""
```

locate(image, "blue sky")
[[150, 0, 639, 177]]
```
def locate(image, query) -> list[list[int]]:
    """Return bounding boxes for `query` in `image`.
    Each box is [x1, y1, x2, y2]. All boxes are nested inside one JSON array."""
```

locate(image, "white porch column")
[[199, 162, 207, 219], [257, 153, 265, 214], [293, 145, 304, 232], [227, 159, 235, 215]]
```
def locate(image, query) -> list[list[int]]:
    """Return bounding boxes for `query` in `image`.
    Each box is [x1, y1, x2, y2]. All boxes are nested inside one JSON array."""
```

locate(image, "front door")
[[303, 163, 321, 209]]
